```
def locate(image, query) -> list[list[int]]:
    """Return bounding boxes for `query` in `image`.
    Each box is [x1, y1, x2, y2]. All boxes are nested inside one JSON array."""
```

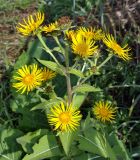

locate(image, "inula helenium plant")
[[10, 11, 133, 160]]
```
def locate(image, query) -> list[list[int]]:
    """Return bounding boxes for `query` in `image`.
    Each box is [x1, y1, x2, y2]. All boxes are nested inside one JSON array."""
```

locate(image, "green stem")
[[37, 33, 60, 66], [80, 54, 113, 85], [53, 36, 65, 55], [65, 48, 72, 104], [97, 54, 113, 69], [129, 94, 140, 117], [77, 61, 86, 85]]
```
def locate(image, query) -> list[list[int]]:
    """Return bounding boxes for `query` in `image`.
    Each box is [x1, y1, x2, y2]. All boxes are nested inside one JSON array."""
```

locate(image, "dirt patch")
[[0, 1, 37, 73]]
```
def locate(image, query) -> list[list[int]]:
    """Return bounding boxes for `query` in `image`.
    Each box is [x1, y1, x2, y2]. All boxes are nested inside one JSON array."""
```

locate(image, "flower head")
[[71, 33, 98, 58], [77, 27, 104, 40], [41, 68, 56, 81], [103, 34, 132, 61], [42, 21, 58, 34], [17, 12, 44, 36], [92, 101, 117, 123], [12, 64, 43, 94], [47, 102, 82, 132]]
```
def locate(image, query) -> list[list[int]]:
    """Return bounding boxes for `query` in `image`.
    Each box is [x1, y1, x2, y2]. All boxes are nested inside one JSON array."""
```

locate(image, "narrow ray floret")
[[77, 27, 104, 40], [65, 30, 75, 41], [42, 21, 58, 34], [71, 32, 98, 58], [103, 34, 132, 61], [41, 68, 56, 81], [47, 102, 82, 132], [17, 12, 44, 36], [12, 64, 43, 94], [92, 101, 117, 122]]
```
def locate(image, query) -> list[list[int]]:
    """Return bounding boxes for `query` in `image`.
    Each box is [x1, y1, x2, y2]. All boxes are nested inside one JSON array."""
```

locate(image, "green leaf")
[[69, 68, 85, 78], [16, 129, 48, 154], [73, 84, 101, 93], [52, 47, 62, 53], [0, 128, 23, 160], [59, 131, 78, 156], [78, 128, 109, 158], [31, 98, 62, 111], [74, 153, 88, 160], [72, 93, 87, 109], [23, 135, 62, 160], [10, 96, 47, 131], [81, 112, 91, 131], [109, 133, 132, 160], [37, 59, 65, 75]]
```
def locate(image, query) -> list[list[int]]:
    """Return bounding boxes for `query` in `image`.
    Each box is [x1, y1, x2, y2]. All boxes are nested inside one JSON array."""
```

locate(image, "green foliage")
[[59, 131, 78, 156], [0, 128, 23, 160], [23, 135, 62, 160], [37, 59, 65, 75], [73, 84, 101, 93], [69, 68, 85, 78], [10, 94, 47, 131], [17, 129, 49, 153]]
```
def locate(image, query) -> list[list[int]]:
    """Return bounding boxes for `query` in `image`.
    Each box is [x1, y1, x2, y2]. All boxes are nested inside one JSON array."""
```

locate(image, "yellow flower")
[[41, 68, 56, 81], [65, 30, 75, 41], [42, 21, 58, 34], [103, 34, 132, 61], [47, 102, 82, 132], [12, 64, 43, 94], [92, 101, 117, 123], [17, 12, 44, 36], [77, 27, 104, 40], [71, 33, 98, 58]]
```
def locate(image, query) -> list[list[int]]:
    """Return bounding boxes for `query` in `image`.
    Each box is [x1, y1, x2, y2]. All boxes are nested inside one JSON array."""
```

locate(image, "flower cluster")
[[13, 11, 132, 133], [17, 11, 132, 61], [12, 64, 56, 94]]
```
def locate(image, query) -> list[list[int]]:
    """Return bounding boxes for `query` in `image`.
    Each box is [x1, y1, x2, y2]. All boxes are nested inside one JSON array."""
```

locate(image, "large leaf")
[[59, 131, 78, 156], [37, 59, 65, 75], [78, 128, 117, 159], [69, 68, 85, 78], [16, 129, 48, 154], [109, 133, 132, 160], [23, 135, 62, 160], [73, 84, 101, 93], [0, 128, 23, 160]]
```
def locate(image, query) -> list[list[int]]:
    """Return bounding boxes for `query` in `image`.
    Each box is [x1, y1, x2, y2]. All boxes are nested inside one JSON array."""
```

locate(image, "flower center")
[[59, 112, 71, 124], [99, 108, 109, 117], [22, 74, 34, 85], [76, 43, 88, 55]]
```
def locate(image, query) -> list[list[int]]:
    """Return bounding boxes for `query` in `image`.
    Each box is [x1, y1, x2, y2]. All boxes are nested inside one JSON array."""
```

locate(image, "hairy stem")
[[65, 48, 72, 104]]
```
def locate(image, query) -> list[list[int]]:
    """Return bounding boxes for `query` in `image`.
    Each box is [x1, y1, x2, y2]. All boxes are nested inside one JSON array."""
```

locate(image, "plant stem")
[[65, 48, 72, 104], [37, 33, 60, 66], [53, 36, 65, 55], [97, 54, 113, 69], [77, 61, 86, 85], [80, 54, 113, 84], [129, 94, 140, 117]]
